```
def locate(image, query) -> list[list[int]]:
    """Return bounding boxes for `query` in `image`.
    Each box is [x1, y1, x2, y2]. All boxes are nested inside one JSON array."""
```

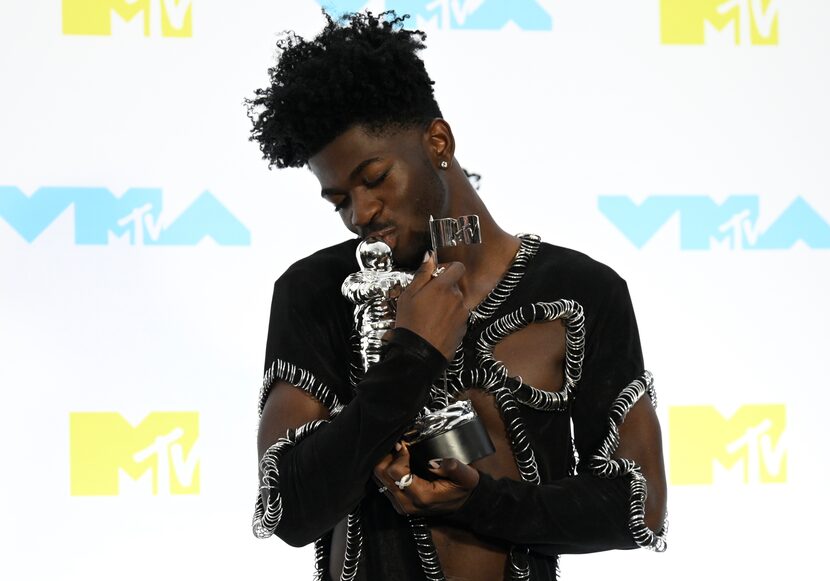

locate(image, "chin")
[[392, 250, 420, 271], [394, 239, 431, 270]]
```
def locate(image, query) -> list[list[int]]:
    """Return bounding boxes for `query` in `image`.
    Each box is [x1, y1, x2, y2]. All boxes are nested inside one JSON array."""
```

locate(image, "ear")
[[423, 118, 455, 169]]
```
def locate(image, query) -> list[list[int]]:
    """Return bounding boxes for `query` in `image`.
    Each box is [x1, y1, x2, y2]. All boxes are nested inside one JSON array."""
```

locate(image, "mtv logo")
[[315, 1, 553, 31], [0, 186, 250, 246], [660, 0, 779, 45], [395, 0, 552, 31], [669, 405, 786, 485], [70, 412, 200, 495], [598, 195, 830, 250], [62, 0, 192, 37]]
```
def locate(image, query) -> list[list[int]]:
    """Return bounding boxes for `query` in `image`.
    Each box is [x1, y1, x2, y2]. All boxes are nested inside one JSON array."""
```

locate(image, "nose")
[[348, 188, 382, 232]]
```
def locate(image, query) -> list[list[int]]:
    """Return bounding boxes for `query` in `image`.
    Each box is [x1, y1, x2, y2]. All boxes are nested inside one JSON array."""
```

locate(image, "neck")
[[435, 166, 521, 308]]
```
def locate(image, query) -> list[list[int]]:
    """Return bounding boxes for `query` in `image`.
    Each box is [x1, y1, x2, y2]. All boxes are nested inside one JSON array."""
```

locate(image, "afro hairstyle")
[[246, 11, 443, 169]]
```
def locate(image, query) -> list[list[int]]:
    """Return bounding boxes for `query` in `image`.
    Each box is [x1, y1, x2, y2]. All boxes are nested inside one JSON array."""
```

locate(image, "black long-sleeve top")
[[256, 235, 663, 579]]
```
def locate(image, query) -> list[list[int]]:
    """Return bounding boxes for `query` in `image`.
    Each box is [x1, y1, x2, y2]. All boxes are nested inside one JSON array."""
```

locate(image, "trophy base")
[[408, 417, 495, 479]]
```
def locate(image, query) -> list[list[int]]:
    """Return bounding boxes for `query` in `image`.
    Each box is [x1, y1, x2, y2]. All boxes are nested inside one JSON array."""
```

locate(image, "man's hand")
[[395, 251, 468, 360], [373, 441, 480, 516]]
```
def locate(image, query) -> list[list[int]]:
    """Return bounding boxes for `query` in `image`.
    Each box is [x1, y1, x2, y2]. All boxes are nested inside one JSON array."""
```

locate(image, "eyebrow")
[[320, 157, 382, 198]]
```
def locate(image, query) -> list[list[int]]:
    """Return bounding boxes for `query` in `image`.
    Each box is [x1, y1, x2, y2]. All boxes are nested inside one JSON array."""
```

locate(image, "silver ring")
[[431, 266, 446, 279], [378, 485, 388, 494], [394, 473, 414, 490]]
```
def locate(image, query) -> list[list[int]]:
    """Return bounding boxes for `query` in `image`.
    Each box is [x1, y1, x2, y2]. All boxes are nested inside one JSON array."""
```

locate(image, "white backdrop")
[[1, 1, 828, 579]]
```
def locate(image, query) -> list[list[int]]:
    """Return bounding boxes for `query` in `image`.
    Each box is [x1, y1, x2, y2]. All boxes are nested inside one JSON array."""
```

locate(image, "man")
[[248, 11, 667, 580]]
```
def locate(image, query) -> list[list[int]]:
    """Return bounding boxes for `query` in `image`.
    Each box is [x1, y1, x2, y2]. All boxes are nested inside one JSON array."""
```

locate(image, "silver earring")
[[440, 160, 449, 169]]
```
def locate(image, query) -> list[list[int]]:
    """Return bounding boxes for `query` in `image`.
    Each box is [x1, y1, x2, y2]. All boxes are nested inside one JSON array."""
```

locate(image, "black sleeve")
[[258, 256, 448, 547], [274, 329, 447, 547], [444, 471, 634, 554], [572, 275, 644, 462], [444, 275, 655, 553]]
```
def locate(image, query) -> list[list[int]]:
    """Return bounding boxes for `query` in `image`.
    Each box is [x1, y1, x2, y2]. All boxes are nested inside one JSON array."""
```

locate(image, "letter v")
[[0, 187, 76, 242], [598, 196, 679, 248]]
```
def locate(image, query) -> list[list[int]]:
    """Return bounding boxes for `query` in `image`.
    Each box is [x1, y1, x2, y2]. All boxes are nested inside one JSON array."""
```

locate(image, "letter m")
[[669, 404, 786, 485], [63, 1, 191, 37], [69, 412, 199, 495], [62, 0, 148, 36]]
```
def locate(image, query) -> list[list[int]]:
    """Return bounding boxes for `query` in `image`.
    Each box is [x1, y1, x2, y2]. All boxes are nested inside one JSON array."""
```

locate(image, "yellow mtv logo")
[[70, 412, 200, 496], [62, 0, 193, 37], [669, 404, 786, 485], [660, 0, 779, 45]]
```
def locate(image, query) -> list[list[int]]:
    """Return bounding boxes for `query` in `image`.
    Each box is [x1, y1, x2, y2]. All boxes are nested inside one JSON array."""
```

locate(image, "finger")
[[373, 457, 393, 484], [372, 447, 398, 485], [385, 442, 412, 481], [397, 440, 410, 458], [405, 250, 437, 293], [429, 261, 465, 286], [380, 485, 408, 515], [427, 457, 480, 490]]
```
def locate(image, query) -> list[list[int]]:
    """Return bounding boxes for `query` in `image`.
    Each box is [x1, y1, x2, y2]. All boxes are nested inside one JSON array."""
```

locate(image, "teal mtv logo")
[[0, 187, 250, 245], [599, 195, 830, 250], [316, 1, 552, 30]]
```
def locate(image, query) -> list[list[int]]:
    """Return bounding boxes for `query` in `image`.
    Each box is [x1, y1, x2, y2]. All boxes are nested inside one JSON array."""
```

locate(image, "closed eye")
[[332, 196, 349, 212], [363, 169, 390, 189]]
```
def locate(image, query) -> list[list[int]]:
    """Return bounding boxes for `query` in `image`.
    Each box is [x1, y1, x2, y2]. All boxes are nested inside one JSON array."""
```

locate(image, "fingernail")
[[422, 250, 431, 263], [428, 458, 442, 469], [395, 442, 402, 451]]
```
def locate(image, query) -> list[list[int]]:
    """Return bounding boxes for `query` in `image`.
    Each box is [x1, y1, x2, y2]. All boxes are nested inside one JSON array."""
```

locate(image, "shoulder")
[[264, 239, 358, 383], [531, 240, 627, 296], [268, 238, 359, 330], [273, 238, 360, 302]]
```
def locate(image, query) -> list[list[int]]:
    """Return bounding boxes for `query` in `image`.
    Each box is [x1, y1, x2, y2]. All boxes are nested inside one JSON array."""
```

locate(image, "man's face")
[[309, 124, 449, 269]]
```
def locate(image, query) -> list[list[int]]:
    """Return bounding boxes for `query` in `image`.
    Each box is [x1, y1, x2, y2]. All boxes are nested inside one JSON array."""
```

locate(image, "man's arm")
[[450, 385, 666, 554], [373, 380, 667, 553], [255, 252, 469, 547], [256, 328, 446, 547], [615, 392, 667, 533]]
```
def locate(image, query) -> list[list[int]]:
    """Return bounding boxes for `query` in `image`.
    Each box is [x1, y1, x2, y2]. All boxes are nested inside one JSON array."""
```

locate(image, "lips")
[[366, 227, 396, 250]]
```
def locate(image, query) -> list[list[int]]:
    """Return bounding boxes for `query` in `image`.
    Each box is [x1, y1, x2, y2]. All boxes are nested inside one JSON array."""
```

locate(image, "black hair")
[[246, 11, 443, 169]]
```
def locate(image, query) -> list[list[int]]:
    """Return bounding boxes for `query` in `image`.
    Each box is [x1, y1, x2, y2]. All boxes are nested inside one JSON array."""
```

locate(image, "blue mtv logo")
[[316, 1, 552, 30], [0, 187, 250, 246], [599, 195, 830, 250]]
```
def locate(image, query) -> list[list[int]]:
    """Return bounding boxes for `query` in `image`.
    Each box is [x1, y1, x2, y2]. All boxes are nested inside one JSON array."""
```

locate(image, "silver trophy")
[[341, 219, 494, 477], [341, 238, 413, 372]]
